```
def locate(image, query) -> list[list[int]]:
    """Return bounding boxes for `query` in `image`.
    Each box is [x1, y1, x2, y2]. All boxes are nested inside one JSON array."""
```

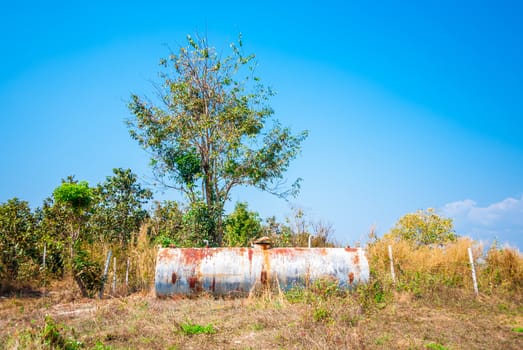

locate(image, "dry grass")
[[0, 280, 522, 350], [368, 237, 523, 300], [1, 236, 522, 349]]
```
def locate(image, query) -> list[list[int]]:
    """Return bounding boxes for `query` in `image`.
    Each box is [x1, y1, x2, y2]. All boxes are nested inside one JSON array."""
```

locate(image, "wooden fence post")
[[468, 247, 479, 296], [388, 245, 396, 283], [99, 250, 112, 299], [112, 257, 117, 295], [125, 258, 130, 288]]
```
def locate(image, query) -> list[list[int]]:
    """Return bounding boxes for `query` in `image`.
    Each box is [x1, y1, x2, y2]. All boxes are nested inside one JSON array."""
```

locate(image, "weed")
[[310, 277, 341, 299], [357, 275, 391, 311], [312, 307, 331, 322], [91, 341, 113, 349], [285, 286, 306, 303], [41, 316, 83, 349], [251, 323, 265, 331], [512, 327, 523, 333], [425, 342, 449, 350], [375, 334, 391, 345], [179, 322, 216, 335]]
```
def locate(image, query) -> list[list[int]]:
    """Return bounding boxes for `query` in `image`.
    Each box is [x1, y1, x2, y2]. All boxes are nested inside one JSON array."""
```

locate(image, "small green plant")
[[285, 286, 307, 303], [311, 277, 341, 299], [251, 323, 265, 331], [375, 334, 391, 345], [41, 316, 83, 349], [312, 307, 331, 322], [91, 341, 113, 350], [512, 327, 523, 333], [179, 322, 216, 335], [425, 342, 449, 350], [357, 275, 391, 311]]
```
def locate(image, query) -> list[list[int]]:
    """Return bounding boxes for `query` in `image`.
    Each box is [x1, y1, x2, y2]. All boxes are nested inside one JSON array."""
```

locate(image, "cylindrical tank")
[[155, 246, 369, 297]]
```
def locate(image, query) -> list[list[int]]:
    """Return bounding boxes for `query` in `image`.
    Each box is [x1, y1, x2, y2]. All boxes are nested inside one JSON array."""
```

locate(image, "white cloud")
[[440, 195, 523, 249]]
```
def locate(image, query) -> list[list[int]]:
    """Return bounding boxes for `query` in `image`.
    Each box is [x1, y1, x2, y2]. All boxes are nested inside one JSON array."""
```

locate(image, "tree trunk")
[[73, 271, 89, 297]]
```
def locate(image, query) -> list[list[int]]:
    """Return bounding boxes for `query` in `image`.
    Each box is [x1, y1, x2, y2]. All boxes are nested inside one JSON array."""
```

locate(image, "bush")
[[72, 245, 103, 298]]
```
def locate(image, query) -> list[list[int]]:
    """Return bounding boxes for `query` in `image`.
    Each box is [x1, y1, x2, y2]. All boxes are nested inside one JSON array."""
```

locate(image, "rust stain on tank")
[[345, 247, 358, 253], [248, 249, 253, 263], [211, 277, 216, 292], [188, 276, 202, 292], [262, 248, 271, 285], [348, 272, 355, 284], [181, 248, 219, 265], [352, 254, 359, 265], [171, 272, 177, 284], [260, 270, 268, 285], [271, 248, 298, 256], [317, 248, 329, 256], [158, 248, 176, 261]]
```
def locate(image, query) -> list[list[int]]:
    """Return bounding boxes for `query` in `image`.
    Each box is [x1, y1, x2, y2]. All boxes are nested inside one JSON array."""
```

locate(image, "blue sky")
[[1, 1, 522, 249]]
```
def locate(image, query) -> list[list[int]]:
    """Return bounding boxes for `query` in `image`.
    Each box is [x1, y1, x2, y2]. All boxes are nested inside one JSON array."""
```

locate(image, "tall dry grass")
[[367, 236, 523, 299], [127, 223, 158, 293], [482, 244, 523, 296]]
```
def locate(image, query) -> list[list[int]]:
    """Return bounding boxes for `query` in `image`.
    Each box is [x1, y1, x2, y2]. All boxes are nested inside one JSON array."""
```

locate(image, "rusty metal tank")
[[154, 246, 369, 297]]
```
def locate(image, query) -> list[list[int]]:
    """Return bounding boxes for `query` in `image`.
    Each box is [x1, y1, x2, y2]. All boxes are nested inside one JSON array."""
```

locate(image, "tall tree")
[[127, 34, 307, 245]]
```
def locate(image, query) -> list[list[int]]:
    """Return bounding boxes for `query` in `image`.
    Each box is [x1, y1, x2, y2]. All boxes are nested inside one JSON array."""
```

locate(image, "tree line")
[[0, 168, 336, 296]]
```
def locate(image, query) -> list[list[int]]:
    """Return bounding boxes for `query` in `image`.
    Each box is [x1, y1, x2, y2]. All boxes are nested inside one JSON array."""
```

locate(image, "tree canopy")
[[386, 208, 458, 246], [127, 34, 307, 245]]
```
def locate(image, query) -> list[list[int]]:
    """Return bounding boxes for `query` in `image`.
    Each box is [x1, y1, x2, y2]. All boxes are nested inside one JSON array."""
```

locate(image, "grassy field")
[[1, 280, 522, 350], [2, 237, 522, 349]]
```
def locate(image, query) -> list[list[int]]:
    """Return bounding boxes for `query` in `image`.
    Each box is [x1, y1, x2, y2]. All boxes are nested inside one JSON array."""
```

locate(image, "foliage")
[[127, 33, 307, 244], [91, 168, 152, 246], [53, 181, 93, 214], [0, 198, 38, 282], [386, 208, 457, 246], [149, 200, 220, 247], [223, 202, 262, 246]]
